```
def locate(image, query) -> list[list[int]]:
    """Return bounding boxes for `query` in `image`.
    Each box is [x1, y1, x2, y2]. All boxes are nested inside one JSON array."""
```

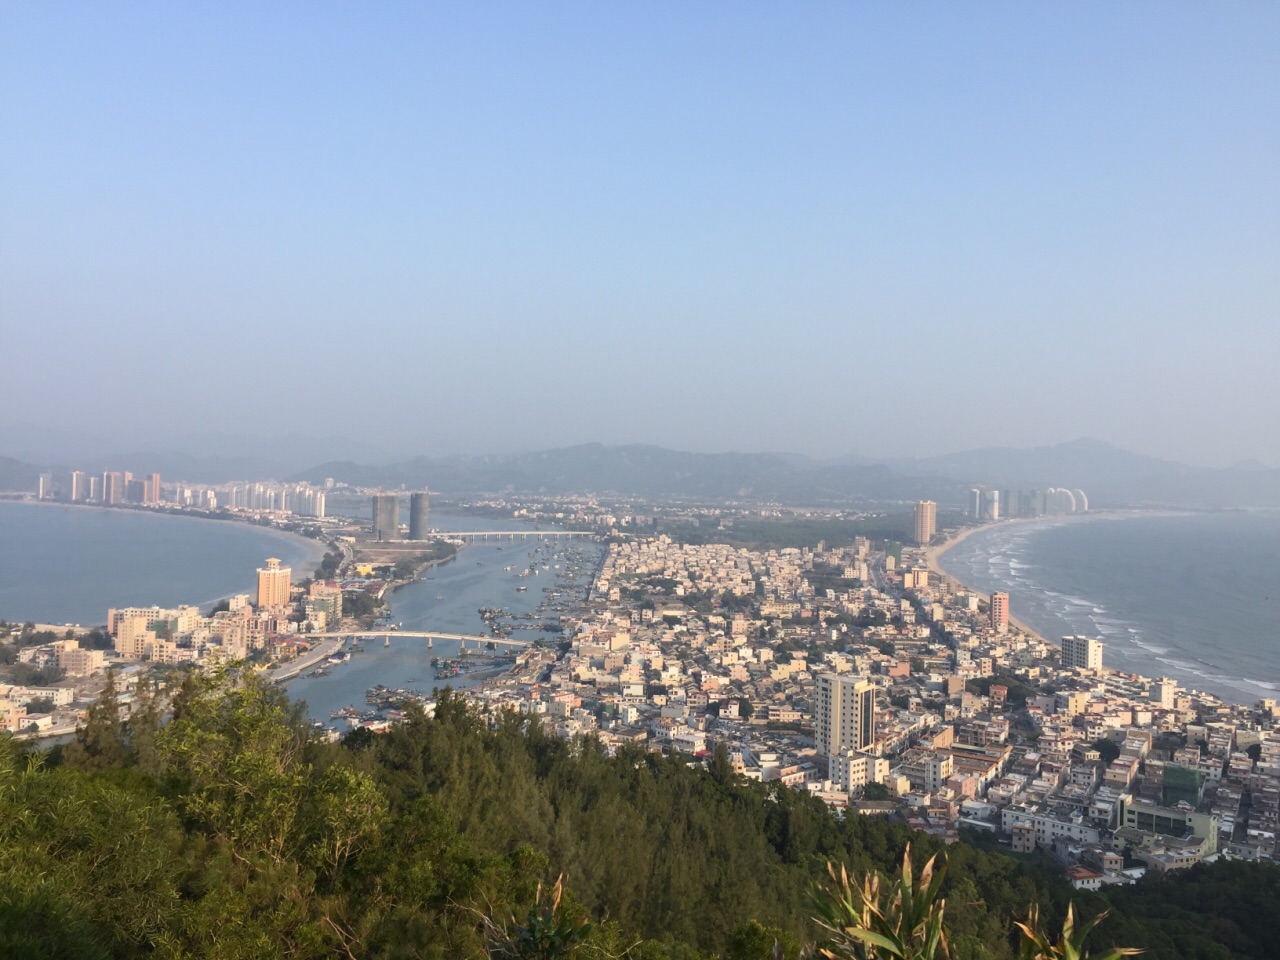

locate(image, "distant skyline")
[[3, 4, 1278, 468]]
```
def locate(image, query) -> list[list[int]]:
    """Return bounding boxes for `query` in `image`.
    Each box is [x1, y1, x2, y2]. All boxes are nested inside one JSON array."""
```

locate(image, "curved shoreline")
[[3, 498, 331, 569], [921, 517, 1060, 644], [922, 509, 1265, 705], [921, 511, 1177, 647], [0, 500, 331, 625]]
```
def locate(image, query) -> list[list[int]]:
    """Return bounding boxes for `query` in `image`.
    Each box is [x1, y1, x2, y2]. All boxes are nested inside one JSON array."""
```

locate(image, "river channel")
[[283, 513, 604, 726]]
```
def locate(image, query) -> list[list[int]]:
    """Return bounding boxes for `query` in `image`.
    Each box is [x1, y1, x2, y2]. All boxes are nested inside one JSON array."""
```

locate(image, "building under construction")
[[371, 494, 400, 541], [409, 490, 431, 540]]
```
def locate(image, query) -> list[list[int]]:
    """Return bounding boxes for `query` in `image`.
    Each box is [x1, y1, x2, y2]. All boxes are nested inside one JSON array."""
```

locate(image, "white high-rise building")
[[1061, 635, 1103, 672], [913, 501, 936, 545], [983, 489, 1001, 520], [815, 673, 876, 761]]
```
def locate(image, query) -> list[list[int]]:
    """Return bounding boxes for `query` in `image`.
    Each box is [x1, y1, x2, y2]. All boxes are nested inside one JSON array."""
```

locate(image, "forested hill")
[[2, 670, 1275, 959]]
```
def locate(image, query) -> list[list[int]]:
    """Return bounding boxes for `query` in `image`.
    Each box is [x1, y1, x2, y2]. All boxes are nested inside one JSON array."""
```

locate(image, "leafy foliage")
[[813, 847, 950, 960], [0, 675, 1256, 959]]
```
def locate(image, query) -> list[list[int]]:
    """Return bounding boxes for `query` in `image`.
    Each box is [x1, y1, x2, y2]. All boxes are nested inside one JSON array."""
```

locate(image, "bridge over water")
[[437, 530, 596, 541], [323, 630, 533, 647]]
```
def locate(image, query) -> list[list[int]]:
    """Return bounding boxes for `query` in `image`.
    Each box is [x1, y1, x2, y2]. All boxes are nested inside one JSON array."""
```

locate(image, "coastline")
[[921, 519, 1054, 645], [0, 499, 332, 625], [920, 509, 1270, 706], [3, 498, 332, 573]]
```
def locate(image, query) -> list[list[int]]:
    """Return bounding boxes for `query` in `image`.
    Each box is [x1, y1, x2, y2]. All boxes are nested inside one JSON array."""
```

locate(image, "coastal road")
[[265, 636, 347, 683]]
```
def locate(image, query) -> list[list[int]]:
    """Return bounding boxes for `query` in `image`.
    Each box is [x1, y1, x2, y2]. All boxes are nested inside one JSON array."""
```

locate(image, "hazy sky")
[[3, 4, 1278, 467]]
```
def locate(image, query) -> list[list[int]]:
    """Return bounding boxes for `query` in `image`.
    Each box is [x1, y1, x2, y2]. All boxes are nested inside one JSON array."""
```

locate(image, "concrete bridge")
[[322, 630, 533, 648], [438, 530, 595, 542]]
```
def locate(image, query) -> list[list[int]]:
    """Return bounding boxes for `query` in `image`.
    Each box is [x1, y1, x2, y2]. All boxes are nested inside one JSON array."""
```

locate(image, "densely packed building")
[[456, 531, 1280, 886]]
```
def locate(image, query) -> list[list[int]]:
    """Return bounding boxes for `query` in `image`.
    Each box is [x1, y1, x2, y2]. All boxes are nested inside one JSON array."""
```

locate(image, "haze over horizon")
[[1, 421, 1271, 477], [4, 4, 1278, 468]]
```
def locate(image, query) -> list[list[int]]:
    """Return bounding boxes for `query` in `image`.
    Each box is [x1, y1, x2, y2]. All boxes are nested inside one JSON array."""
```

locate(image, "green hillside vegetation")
[[0, 668, 1269, 958]]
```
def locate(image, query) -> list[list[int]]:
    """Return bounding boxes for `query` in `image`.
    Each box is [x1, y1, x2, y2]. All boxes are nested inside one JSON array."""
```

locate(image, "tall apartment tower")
[[409, 490, 431, 540], [37, 472, 54, 500], [989, 592, 1009, 633], [256, 557, 292, 610], [371, 494, 400, 541], [982, 489, 1000, 520], [814, 673, 876, 759], [145, 472, 162, 505], [1061, 635, 1103, 672], [69, 470, 87, 502], [913, 500, 936, 545], [102, 471, 127, 504]]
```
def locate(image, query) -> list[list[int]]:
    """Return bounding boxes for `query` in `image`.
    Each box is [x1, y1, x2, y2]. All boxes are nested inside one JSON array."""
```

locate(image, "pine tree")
[[63, 668, 126, 771]]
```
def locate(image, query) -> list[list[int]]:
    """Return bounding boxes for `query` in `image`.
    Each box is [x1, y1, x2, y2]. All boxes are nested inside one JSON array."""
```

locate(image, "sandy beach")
[[920, 521, 1053, 646]]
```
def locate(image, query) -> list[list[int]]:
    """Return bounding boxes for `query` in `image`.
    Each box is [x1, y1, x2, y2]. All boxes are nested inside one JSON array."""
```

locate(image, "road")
[[264, 636, 347, 683]]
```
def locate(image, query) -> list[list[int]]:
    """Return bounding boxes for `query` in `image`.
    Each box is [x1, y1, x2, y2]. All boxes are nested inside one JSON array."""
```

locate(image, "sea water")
[[937, 510, 1280, 704]]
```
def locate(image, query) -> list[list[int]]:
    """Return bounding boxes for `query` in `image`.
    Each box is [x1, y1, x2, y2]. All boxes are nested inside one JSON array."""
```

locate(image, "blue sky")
[[3, 3, 1277, 466]]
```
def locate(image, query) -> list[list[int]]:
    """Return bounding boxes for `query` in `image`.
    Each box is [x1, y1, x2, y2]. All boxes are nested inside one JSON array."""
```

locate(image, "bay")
[[936, 510, 1280, 704], [0, 500, 327, 625]]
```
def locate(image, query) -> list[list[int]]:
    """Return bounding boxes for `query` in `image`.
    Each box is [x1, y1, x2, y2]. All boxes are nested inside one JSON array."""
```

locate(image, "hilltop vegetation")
[[0, 669, 1271, 958]]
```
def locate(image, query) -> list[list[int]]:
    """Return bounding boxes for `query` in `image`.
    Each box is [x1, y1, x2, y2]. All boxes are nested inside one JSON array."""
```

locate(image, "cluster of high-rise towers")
[[911, 486, 1091, 546], [968, 486, 1088, 520], [369, 490, 431, 541], [41, 469, 161, 506]]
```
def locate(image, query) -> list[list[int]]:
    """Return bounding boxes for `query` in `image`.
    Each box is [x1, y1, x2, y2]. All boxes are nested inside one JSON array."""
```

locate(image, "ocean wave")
[[1244, 679, 1279, 692], [1165, 662, 1234, 686], [1131, 641, 1171, 656]]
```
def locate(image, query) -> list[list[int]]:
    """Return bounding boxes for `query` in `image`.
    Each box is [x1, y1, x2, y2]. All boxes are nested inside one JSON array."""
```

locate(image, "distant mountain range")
[[289, 439, 1280, 509], [882, 437, 1280, 509], [3, 436, 1278, 509], [291, 446, 954, 504], [0, 424, 393, 485]]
